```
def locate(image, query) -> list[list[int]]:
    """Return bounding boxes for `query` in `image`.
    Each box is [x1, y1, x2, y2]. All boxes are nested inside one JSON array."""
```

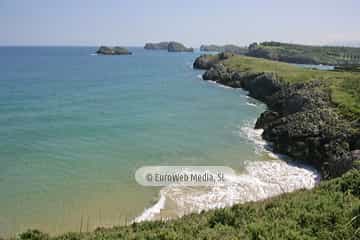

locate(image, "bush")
[[339, 170, 360, 196], [18, 230, 49, 240]]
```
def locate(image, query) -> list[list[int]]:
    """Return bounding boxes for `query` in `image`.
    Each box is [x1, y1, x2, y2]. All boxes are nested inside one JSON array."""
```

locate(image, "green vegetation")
[[18, 170, 360, 240], [200, 44, 248, 54], [248, 41, 360, 66], [335, 65, 360, 73], [224, 55, 360, 119]]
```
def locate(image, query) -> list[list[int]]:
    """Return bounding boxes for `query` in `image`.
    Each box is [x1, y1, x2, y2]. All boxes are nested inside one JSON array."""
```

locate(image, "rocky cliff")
[[194, 54, 359, 179], [193, 52, 235, 69]]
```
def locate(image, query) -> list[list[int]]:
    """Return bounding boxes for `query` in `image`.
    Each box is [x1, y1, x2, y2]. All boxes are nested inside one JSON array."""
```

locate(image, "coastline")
[[8, 50, 360, 240], [194, 53, 359, 179], [134, 73, 320, 224], [0, 47, 323, 237]]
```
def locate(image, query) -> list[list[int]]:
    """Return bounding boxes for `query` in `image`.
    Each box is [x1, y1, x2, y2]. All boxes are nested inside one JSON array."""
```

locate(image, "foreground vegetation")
[[247, 41, 360, 66], [224, 55, 360, 119], [17, 170, 360, 240]]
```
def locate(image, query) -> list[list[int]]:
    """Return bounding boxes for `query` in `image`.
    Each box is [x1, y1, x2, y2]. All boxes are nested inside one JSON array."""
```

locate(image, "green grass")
[[223, 55, 360, 119], [249, 41, 360, 66], [17, 170, 360, 240]]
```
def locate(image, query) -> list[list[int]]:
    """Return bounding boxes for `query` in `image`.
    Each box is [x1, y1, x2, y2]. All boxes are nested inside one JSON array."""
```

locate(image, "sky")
[[1, 0, 359, 47]]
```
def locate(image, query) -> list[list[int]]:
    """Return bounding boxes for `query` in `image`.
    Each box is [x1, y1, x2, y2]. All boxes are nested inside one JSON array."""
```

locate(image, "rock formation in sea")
[[144, 41, 193, 52], [144, 42, 169, 50], [96, 46, 132, 55], [167, 42, 194, 52]]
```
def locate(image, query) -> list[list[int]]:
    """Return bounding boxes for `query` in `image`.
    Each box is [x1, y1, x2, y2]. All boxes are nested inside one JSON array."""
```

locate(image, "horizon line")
[[0, 41, 360, 48]]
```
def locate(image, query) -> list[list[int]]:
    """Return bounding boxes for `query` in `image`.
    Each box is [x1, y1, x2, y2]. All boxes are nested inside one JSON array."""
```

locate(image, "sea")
[[0, 47, 319, 237]]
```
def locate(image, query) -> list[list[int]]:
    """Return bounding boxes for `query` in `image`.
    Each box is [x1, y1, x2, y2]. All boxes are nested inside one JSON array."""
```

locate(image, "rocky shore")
[[194, 53, 360, 179]]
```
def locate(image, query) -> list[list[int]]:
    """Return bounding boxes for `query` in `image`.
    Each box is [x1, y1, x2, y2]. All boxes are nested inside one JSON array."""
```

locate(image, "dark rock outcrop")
[[355, 136, 360, 149], [265, 81, 331, 115], [261, 108, 353, 178], [255, 111, 280, 129], [193, 54, 217, 70], [167, 42, 193, 52], [96, 46, 132, 55], [241, 73, 282, 101], [193, 52, 235, 70], [195, 53, 358, 179], [202, 64, 233, 84]]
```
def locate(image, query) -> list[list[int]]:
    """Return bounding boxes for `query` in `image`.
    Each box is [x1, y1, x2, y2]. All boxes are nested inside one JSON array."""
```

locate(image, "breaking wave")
[[135, 120, 320, 222]]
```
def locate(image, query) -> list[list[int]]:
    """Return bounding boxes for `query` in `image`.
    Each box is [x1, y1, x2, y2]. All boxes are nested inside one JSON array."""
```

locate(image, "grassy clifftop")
[[18, 170, 360, 240], [197, 53, 360, 177], [224, 55, 360, 119], [247, 41, 360, 66]]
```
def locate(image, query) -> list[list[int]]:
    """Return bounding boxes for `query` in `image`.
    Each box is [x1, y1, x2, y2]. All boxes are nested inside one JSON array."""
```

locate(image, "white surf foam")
[[246, 102, 257, 107], [239, 121, 270, 156], [175, 160, 317, 211], [135, 160, 319, 222], [135, 121, 320, 222], [197, 74, 203, 80], [207, 80, 232, 89], [134, 190, 167, 222], [239, 121, 294, 161]]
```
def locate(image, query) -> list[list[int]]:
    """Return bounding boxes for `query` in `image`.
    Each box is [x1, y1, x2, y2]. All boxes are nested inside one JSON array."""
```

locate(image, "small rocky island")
[[144, 41, 193, 52], [96, 46, 132, 55], [168, 41, 193, 52], [144, 42, 169, 50]]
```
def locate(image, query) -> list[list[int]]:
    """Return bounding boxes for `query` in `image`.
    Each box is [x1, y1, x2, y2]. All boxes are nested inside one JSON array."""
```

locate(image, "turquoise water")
[[0, 47, 319, 237], [0, 47, 267, 235]]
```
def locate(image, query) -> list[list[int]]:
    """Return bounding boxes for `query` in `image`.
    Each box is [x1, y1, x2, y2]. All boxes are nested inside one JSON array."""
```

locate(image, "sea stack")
[[96, 46, 132, 55]]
